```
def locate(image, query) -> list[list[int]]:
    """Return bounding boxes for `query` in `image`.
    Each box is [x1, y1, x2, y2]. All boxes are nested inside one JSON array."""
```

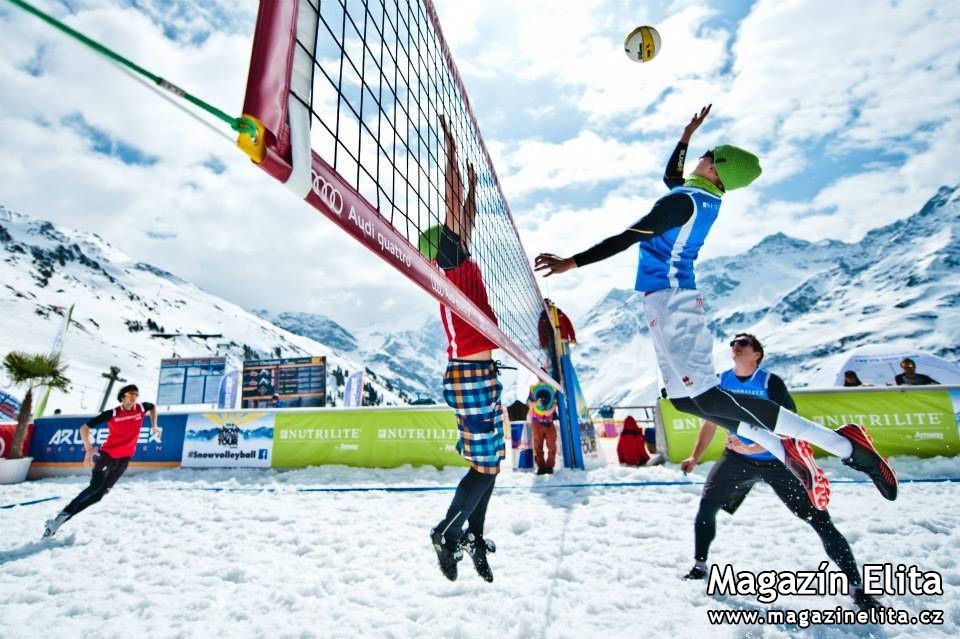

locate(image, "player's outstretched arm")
[[665, 104, 711, 188]]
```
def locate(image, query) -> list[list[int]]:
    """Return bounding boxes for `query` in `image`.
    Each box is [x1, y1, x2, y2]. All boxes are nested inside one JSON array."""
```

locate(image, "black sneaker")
[[461, 531, 495, 582], [837, 424, 898, 501], [683, 565, 707, 580], [430, 527, 462, 581], [852, 588, 883, 611]]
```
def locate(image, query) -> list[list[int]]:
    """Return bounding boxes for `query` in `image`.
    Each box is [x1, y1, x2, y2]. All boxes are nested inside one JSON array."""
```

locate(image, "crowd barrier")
[[657, 386, 960, 463], [15, 386, 960, 476], [25, 407, 467, 478]]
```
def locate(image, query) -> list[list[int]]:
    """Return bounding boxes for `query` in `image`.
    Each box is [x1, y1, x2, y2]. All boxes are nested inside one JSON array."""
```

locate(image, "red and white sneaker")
[[782, 438, 831, 510], [837, 424, 898, 501]]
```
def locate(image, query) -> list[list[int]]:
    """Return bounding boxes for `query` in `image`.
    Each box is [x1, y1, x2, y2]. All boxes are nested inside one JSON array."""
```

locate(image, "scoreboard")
[[157, 357, 226, 406], [241, 356, 327, 408]]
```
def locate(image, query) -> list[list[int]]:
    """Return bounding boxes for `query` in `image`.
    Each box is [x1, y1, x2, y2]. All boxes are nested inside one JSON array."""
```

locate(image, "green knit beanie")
[[712, 145, 761, 191], [418, 224, 443, 261]]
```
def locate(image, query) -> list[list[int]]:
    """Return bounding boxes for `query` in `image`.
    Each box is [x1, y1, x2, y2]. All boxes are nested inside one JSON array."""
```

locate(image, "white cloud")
[[2, 0, 958, 342]]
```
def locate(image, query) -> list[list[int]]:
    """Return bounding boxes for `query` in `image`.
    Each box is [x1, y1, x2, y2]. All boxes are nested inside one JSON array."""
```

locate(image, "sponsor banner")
[[0, 390, 22, 420], [558, 353, 602, 469], [181, 412, 274, 467], [659, 387, 960, 463], [218, 370, 241, 409], [272, 409, 467, 469], [343, 371, 364, 408], [28, 414, 186, 463]]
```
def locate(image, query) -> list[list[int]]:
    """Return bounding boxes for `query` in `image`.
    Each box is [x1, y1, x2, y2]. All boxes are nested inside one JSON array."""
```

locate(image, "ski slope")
[[1, 454, 957, 638]]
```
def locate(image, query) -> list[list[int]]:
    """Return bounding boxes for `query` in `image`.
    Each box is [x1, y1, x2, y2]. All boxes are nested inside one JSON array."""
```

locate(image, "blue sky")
[[0, 0, 958, 332]]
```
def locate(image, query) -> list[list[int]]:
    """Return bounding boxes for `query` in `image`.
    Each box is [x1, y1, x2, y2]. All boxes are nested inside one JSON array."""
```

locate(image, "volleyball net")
[[241, 0, 557, 385]]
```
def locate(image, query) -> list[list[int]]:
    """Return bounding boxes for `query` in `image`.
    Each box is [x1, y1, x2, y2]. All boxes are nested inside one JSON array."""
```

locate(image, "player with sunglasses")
[[678, 333, 880, 610], [535, 105, 897, 510]]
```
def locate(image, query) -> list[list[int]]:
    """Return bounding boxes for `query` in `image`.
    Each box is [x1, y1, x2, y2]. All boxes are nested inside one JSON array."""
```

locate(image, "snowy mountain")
[[0, 205, 403, 414], [255, 309, 445, 402], [573, 184, 960, 406]]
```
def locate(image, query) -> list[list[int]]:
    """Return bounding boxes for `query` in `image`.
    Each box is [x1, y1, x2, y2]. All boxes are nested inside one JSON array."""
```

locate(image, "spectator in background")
[[528, 384, 559, 475], [843, 371, 865, 387], [270, 393, 283, 408], [617, 416, 651, 466], [894, 358, 939, 386]]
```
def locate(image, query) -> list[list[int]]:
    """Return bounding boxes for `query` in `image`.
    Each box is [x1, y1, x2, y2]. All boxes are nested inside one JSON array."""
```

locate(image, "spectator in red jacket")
[[617, 415, 651, 466]]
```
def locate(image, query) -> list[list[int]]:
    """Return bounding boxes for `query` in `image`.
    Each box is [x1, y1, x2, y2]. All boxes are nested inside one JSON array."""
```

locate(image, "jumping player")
[[43, 384, 160, 537], [679, 334, 880, 611], [534, 105, 897, 509], [418, 115, 501, 582]]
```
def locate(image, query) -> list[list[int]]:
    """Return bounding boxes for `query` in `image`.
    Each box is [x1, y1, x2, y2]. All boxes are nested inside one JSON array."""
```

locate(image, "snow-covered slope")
[[573, 184, 960, 406], [255, 310, 445, 402], [0, 205, 402, 413]]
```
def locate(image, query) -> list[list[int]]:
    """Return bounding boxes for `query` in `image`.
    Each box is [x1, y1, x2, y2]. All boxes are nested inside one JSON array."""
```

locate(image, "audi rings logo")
[[310, 170, 344, 217]]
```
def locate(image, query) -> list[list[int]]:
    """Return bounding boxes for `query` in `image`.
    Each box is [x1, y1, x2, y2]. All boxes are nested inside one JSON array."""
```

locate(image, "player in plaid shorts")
[[417, 115, 503, 582]]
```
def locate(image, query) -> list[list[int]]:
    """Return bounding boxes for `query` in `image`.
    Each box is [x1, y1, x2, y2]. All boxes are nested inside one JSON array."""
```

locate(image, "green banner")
[[659, 388, 960, 463], [272, 408, 469, 469]]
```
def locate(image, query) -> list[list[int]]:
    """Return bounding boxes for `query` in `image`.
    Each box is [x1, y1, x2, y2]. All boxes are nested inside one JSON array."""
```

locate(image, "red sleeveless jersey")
[[100, 403, 147, 458], [440, 258, 499, 359]]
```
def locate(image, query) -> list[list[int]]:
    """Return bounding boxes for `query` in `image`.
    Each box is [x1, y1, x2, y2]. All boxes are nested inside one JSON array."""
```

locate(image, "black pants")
[[62, 451, 130, 517], [672, 387, 781, 434], [435, 468, 497, 548], [695, 451, 860, 585]]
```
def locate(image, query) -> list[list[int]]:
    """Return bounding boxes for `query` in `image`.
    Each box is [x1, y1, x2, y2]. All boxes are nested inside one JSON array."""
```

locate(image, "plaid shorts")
[[443, 360, 505, 474]]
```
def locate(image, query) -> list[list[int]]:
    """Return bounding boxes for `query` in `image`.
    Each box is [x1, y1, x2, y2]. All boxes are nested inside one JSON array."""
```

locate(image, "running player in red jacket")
[[43, 384, 160, 537]]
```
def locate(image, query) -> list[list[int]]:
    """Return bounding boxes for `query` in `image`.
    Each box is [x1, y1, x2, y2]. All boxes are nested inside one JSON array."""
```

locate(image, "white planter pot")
[[0, 456, 33, 484]]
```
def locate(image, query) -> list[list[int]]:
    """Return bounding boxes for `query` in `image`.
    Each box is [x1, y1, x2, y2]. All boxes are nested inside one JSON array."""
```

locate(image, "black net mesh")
[[292, 0, 551, 371]]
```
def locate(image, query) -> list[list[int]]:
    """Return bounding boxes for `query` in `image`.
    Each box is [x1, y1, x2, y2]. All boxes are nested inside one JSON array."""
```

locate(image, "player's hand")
[[152, 426, 162, 442], [467, 162, 477, 189], [82, 446, 97, 468], [534, 254, 576, 277], [439, 114, 455, 147], [725, 434, 754, 454], [681, 104, 711, 142], [679, 457, 697, 473]]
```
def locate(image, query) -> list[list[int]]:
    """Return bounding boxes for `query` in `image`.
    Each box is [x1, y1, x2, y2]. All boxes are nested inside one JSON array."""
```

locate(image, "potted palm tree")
[[0, 352, 70, 484]]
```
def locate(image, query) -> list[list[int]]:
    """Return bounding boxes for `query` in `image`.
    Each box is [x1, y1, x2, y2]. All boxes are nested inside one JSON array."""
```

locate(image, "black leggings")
[[694, 452, 860, 585], [672, 386, 782, 434], [435, 468, 497, 547], [63, 452, 130, 517]]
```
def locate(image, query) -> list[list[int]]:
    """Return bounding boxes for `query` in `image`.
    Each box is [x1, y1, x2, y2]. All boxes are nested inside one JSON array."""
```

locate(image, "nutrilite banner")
[[272, 408, 467, 469], [659, 387, 960, 463]]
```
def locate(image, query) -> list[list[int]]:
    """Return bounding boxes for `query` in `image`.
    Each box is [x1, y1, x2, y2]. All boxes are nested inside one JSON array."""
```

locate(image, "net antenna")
[[241, 0, 558, 386]]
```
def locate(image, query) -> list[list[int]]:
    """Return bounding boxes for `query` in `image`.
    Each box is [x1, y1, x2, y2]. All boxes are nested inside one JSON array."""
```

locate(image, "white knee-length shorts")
[[642, 288, 719, 398]]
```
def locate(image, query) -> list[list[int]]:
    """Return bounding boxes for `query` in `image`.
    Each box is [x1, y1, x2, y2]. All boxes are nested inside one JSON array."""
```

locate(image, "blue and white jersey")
[[719, 368, 777, 462], [634, 185, 721, 293]]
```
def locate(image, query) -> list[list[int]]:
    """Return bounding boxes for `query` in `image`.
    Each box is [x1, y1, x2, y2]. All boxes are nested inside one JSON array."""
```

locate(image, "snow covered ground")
[[1, 454, 958, 638]]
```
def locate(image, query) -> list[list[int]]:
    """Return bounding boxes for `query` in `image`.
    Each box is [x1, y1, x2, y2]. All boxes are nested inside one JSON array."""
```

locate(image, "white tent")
[[808, 345, 960, 388]]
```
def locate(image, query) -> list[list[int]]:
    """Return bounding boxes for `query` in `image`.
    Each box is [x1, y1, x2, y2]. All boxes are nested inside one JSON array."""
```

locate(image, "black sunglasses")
[[729, 338, 752, 348], [700, 149, 715, 161]]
